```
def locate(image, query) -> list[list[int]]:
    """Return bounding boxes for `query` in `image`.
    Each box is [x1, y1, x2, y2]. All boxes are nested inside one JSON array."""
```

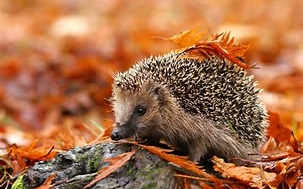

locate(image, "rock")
[[21, 142, 182, 189]]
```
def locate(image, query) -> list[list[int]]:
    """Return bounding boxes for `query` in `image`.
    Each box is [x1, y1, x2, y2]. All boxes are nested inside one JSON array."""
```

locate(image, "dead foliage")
[[0, 0, 302, 188]]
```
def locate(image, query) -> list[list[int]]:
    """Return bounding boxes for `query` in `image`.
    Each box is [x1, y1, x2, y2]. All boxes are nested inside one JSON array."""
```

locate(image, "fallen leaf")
[[84, 150, 135, 189], [267, 112, 292, 142], [212, 156, 277, 188], [165, 27, 207, 48], [181, 31, 250, 69], [6, 139, 59, 175], [34, 172, 57, 189], [175, 174, 217, 189]]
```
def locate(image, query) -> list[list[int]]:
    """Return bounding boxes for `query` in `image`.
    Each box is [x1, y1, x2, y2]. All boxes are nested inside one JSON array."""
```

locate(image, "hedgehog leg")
[[188, 145, 206, 162], [142, 137, 160, 146]]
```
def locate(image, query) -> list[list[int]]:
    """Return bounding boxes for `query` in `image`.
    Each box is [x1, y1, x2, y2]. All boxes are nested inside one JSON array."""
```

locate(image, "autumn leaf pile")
[[1, 0, 303, 188]]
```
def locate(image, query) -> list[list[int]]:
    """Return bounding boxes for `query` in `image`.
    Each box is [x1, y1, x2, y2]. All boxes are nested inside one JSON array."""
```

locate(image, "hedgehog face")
[[111, 81, 165, 141]]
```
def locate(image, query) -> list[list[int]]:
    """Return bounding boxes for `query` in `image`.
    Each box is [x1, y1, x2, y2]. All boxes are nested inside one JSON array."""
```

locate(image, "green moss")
[[136, 165, 166, 188], [86, 154, 101, 172], [12, 175, 28, 189], [141, 182, 157, 189], [143, 166, 161, 179], [127, 167, 135, 177], [74, 146, 102, 173]]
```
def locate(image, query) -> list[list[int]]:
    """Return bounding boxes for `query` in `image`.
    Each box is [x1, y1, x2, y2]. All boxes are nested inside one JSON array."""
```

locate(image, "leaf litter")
[[0, 1, 302, 188]]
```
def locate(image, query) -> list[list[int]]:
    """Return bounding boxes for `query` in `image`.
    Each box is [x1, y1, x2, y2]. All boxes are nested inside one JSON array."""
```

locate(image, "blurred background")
[[0, 0, 302, 145]]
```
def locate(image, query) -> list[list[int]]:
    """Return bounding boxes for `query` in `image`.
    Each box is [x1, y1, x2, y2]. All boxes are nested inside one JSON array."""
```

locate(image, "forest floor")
[[0, 0, 303, 188]]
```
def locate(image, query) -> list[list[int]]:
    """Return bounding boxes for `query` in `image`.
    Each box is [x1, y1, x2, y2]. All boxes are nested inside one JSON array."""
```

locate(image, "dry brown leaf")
[[260, 137, 279, 154], [175, 174, 214, 188], [295, 178, 303, 188], [212, 156, 277, 188], [6, 140, 59, 175], [0, 1, 302, 188], [267, 112, 292, 142], [197, 181, 214, 189], [269, 156, 303, 188], [34, 172, 57, 189], [137, 144, 233, 187], [285, 165, 301, 187], [8, 139, 59, 161], [84, 150, 135, 189], [89, 119, 113, 145], [165, 28, 250, 69], [260, 137, 294, 161], [183, 176, 191, 189], [138, 144, 210, 178], [165, 27, 207, 48], [182, 32, 250, 69]]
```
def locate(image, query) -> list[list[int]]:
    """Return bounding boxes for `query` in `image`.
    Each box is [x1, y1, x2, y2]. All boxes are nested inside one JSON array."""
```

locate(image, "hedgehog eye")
[[134, 105, 147, 116]]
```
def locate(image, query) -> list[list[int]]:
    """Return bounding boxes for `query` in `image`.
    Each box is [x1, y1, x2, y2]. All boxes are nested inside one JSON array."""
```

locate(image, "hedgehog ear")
[[143, 81, 167, 106], [153, 86, 166, 106], [153, 86, 160, 96]]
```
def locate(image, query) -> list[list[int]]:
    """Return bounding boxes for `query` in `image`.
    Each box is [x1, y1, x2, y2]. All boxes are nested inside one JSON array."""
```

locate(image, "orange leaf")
[[182, 31, 250, 69], [165, 29, 251, 69], [212, 156, 277, 188], [34, 172, 57, 189], [260, 137, 301, 162], [8, 139, 59, 161], [198, 181, 214, 189], [6, 139, 60, 175], [267, 112, 292, 142], [165, 27, 207, 47], [268, 156, 303, 188], [138, 144, 212, 179], [175, 174, 214, 188], [285, 164, 301, 187], [84, 150, 135, 189]]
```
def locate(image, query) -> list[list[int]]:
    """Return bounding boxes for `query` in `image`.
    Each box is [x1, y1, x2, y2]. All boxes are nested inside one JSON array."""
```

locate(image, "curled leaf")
[[165, 28, 251, 69], [182, 32, 250, 69]]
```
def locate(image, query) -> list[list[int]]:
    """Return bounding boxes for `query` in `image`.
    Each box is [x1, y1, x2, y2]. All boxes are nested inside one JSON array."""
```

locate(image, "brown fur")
[[111, 80, 256, 162]]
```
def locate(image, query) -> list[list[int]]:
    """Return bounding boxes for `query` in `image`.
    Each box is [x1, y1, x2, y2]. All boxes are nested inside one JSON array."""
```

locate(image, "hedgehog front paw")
[[188, 148, 203, 162]]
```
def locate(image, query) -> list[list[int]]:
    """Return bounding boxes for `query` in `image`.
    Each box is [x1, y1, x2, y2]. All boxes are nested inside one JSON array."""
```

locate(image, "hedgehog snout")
[[111, 122, 122, 140], [111, 121, 136, 140], [111, 130, 121, 140]]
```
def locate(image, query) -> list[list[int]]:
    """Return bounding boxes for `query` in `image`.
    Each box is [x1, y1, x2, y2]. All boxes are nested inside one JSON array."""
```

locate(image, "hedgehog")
[[110, 51, 268, 163]]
